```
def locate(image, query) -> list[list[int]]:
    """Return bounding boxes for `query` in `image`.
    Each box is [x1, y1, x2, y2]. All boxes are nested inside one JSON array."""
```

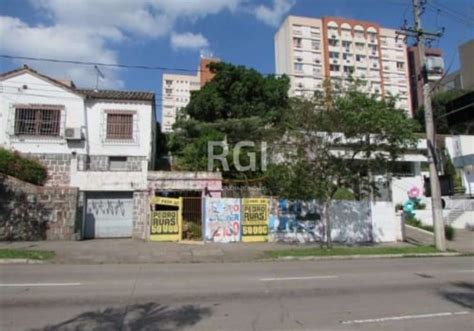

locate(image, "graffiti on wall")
[[204, 198, 241, 243], [242, 198, 269, 242], [268, 199, 324, 243], [87, 199, 127, 217]]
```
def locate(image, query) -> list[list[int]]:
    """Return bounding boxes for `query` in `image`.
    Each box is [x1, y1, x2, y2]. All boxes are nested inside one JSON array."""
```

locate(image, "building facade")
[[441, 39, 474, 92], [161, 73, 200, 132], [275, 16, 412, 115], [407, 46, 444, 113], [161, 57, 219, 132], [0, 65, 156, 239]]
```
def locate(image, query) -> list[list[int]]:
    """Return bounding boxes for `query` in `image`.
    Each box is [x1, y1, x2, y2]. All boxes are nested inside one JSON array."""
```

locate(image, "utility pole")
[[399, 0, 446, 251]]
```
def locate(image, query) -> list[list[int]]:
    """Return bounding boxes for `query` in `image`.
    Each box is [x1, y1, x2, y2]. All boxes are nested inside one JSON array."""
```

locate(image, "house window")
[[106, 112, 133, 140], [109, 156, 128, 170], [14, 105, 61, 137]]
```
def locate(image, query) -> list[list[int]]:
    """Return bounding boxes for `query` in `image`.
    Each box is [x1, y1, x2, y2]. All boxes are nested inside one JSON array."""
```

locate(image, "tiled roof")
[[77, 89, 155, 101]]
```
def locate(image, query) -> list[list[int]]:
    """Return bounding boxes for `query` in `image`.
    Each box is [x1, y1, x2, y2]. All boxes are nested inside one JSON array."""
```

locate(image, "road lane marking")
[[0, 283, 82, 287], [340, 311, 470, 324], [260, 275, 338, 281]]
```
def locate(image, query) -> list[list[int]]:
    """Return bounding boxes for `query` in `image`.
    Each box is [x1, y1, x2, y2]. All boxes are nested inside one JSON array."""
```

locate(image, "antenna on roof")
[[94, 65, 105, 91]]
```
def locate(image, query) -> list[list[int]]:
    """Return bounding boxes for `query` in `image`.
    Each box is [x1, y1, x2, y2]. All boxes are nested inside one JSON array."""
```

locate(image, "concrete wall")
[[445, 135, 474, 195], [148, 171, 222, 197], [132, 190, 150, 240], [268, 199, 400, 243], [371, 201, 399, 242], [0, 174, 78, 240]]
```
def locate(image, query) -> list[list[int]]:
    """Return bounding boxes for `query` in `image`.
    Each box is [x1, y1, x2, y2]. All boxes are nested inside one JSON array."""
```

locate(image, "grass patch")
[[267, 245, 441, 258], [0, 249, 55, 260]]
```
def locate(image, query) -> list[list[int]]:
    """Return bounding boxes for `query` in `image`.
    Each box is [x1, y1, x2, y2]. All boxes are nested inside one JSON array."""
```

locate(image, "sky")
[[0, 0, 473, 120]]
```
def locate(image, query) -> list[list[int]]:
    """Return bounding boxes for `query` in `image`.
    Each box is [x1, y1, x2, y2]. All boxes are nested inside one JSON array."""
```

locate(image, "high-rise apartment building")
[[275, 16, 412, 115], [161, 57, 219, 132]]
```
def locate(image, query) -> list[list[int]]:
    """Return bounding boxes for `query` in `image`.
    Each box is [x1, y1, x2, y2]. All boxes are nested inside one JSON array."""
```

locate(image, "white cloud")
[[254, 0, 295, 27], [171, 32, 210, 51], [1, 0, 296, 88], [1, 0, 248, 88], [0, 16, 123, 88]]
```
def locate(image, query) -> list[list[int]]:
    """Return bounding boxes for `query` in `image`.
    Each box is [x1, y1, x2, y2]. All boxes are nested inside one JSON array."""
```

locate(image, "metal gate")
[[182, 197, 202, 225], [84, 192, 134, 239]]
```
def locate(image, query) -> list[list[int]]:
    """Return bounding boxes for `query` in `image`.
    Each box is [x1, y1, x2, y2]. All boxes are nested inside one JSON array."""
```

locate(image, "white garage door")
[[84, 192, 134, 239]]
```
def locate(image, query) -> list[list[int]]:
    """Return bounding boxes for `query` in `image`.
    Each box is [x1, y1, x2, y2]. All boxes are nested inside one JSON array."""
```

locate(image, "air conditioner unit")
[[332, 59, 338, 64], [65, 127, 82, 140], [345, 48, 350, 52]]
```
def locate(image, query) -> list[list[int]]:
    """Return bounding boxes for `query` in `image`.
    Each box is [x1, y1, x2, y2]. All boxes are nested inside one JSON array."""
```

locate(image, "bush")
[[333, 187, 355, 200], [0, 148, 47, 185], [445, 225, 455, 241], [404, 213, 456, 241], [183, 221, 202, 240]]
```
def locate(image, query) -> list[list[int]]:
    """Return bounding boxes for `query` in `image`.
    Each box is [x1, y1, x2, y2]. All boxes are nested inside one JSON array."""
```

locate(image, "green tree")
[[415, 89, 471, 134], [266, 83, 419, 247], [169, 62, 290, 181]]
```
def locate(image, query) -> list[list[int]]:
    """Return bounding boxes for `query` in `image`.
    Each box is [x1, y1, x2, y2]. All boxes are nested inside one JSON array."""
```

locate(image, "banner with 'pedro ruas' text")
[[242, 198, 269, 242], [150, 197, 182, 241]]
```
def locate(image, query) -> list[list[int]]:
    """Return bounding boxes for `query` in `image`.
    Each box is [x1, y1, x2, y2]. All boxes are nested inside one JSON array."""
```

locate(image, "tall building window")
[[343, 66, 354, 74], [293, 37, 302, 48], [311, 40, 320, 50], [294, 63, 303, 71], [328, 39, 339, 46], [329, 52, 339, 59], [330, 64, 340, 72], [396, 62, 404, 70]]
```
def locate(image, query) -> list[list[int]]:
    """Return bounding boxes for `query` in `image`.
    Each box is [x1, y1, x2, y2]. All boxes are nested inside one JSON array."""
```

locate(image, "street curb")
[[0, 258, 46, 264], [267, 252, 463, 262]]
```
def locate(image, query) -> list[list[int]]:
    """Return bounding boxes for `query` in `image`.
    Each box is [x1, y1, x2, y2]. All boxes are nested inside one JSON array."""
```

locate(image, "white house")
[[0, 65, 156, 239]]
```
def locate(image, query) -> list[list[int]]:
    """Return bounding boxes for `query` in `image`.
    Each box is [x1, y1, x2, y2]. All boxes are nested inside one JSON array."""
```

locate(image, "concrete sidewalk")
[[405, 226, 474, 254], [0, 240, 415, 264]]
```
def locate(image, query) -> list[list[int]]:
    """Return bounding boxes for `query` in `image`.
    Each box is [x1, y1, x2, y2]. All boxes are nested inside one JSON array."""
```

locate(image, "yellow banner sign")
[[149, 197, 182, 241], [150, 196, 181, 207], [242, 198, 269, 242], [151, 211, 179, 235]]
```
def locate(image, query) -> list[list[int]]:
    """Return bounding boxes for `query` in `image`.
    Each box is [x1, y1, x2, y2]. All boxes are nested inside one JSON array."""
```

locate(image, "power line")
[[0, 54, 201, 74], [1, 53, 413, 80]]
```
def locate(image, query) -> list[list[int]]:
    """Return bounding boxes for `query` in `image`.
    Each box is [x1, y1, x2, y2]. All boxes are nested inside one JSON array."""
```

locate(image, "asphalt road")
[[1, 257, 473, 331]]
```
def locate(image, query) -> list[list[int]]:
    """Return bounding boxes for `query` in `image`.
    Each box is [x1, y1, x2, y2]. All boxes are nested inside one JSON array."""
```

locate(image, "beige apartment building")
[[275, 16, 412, 115], [161, 57, 219, 132]]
